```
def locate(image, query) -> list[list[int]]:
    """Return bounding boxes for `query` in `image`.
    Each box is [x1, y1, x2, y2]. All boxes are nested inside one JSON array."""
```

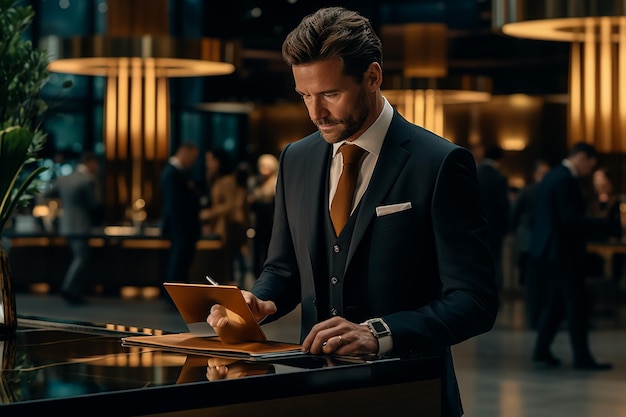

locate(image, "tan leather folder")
[[122, 332, 303, 360], [121, 282, 303, 360], [162, 282, 266, 344]]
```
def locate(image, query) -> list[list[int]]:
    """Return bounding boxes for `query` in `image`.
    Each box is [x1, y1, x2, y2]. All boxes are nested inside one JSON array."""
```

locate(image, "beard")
[[314, 89, 370, 144]]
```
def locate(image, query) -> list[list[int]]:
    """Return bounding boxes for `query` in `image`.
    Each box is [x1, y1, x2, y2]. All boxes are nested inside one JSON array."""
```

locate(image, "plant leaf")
[[0, 164, 47, 231], [0, 126, 48, 232]]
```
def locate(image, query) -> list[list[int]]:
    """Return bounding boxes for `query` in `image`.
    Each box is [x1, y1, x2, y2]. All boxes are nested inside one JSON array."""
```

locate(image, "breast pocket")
[[373, 205, 414, 231]]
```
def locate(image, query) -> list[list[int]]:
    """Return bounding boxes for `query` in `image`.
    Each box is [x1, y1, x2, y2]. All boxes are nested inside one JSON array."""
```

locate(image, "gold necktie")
[[330, 144, 366, 236]]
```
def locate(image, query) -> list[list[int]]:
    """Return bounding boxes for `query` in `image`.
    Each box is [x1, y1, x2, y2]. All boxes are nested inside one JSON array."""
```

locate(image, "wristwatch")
[[363, 318, 392, 355]]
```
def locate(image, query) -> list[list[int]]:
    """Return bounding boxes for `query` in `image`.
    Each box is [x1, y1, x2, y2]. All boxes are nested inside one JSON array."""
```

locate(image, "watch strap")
[[362, 318, 393, 356]]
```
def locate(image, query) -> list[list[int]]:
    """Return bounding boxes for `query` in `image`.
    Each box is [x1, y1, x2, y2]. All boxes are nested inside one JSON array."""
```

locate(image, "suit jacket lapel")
[[302, 135, 332, 270], [348, 115, 412, 263]]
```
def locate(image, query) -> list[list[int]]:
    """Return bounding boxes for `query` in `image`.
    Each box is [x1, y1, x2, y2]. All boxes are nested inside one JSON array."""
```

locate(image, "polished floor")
[[15, 287, 626, 417]]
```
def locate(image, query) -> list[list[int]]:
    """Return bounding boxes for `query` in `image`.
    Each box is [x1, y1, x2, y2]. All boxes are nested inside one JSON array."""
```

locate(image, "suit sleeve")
[[384, 147, 499, 354], [251, 143, 302, 319]]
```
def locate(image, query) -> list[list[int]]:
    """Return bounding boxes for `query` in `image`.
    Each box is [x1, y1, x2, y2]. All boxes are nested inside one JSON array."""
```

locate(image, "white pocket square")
[[376, 202, 412, 217]]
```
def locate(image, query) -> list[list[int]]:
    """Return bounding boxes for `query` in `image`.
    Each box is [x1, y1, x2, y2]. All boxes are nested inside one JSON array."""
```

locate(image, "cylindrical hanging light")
[[42, 0, 239, 221], [492, 0, 626, 153], [380, 23, 491, 139], [383, 76, 492, 139], [381, 23, 448, 78]]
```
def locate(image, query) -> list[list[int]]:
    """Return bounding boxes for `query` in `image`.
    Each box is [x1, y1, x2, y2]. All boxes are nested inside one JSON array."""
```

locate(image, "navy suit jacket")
[[476, 162, 510, 258], [252, 112, 498, 417], [160, 162, 201, 242], [529, 163, 605, 267]]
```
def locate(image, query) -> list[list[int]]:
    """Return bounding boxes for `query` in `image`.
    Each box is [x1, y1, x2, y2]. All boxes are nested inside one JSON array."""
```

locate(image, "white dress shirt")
[[328, 97, 394, 213]]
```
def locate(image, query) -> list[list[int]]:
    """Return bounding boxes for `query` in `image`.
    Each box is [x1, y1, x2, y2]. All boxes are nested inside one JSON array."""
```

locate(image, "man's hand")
[[205, 357, 239, 380], [206, 290, 277, 329], [205, 357, 273, 380], [205, 304, 249, 344], [301, 316, 379, 356]]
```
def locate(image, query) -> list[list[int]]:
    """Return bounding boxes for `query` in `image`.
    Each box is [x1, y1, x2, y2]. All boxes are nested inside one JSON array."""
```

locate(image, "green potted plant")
[[0, 0, 50, 334]]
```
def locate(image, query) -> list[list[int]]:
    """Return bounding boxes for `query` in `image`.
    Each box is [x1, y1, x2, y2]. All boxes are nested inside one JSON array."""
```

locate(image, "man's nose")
[[307, 97, 328, 121]]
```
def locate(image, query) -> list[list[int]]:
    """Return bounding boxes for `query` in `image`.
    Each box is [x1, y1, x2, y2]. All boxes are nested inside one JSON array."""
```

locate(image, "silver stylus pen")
[[205, 275, 219, 286]]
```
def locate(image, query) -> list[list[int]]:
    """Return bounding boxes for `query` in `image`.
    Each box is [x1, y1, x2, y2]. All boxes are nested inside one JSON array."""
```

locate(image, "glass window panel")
[[42, 113, 86, 156], [42, 73, 92, 99], [37, 0, 93, 37]]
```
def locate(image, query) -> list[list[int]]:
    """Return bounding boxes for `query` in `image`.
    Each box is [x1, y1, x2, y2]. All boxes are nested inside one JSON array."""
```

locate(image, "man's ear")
[[364, 62, 383, 91]]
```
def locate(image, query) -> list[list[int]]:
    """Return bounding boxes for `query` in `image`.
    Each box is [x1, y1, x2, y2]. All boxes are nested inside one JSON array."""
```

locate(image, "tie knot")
[[339, 144, 366, 165]]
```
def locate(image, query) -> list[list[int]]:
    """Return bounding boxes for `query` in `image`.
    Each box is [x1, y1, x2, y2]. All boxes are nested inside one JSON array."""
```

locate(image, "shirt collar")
[[562, 158, 578, 177], [481, 158, 497, 167], [169, 156, 184, 170], [332, 97, 393, 158]]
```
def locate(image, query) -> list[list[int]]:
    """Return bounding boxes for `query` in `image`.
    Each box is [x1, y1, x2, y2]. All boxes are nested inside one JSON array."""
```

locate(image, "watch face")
[[370, 320, 387, 334]]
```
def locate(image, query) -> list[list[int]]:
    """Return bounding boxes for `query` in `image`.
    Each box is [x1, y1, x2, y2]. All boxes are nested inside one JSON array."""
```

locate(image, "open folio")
[[121, 282, 304, 360]]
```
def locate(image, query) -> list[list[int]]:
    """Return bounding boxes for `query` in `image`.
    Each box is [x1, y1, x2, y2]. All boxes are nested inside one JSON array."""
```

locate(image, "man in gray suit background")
[[43, 151, 102, 305]]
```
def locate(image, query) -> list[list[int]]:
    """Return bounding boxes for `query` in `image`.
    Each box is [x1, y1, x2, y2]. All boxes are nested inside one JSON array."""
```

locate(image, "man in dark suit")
[[208, 7, 498, 417], [529, 142, 612, 370], [509, 159, 550, 328], [43, 151, 102, 305], [160, 142, 201, 284], [476, 145, 510, 291]]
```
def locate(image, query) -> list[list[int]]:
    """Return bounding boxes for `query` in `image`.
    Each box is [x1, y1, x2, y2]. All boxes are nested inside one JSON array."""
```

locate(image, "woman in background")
[[589, 167, 621, 240], [200, 149, 249, 285], [586, 167, 623, 282], [249, 154, 279, 277]]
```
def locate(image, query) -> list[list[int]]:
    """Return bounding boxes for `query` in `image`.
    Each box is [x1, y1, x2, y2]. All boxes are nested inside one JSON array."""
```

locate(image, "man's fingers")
[[242, 290, 277, 321], [207, 304, 228, 327]]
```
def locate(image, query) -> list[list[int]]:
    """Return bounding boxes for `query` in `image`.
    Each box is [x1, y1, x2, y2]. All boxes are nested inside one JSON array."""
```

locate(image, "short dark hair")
[[281, 7, 383, 83], [208, 148, 233, 176], [484, 145, 503, 161], [175, 141, 198, 154], [568, 142, 597, 159]]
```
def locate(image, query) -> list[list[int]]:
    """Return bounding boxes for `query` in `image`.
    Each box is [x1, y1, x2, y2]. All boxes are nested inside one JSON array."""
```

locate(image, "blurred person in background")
[[160, 142, 201, 285], [476, 144, 510, 293], [200, 148, 234, 240], [200, 148, 248, 284], [231, 162, 252, 287], [249, 153, 279, 277], [509, 159, 550, 328], [42, 151, 102, 305], [529, 142, 612, 370], [585, 166, 623, 283], [589, 167, 621, 241]]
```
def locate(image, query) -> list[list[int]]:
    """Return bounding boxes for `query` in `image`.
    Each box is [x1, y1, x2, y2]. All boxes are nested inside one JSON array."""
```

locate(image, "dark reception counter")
[[0, 317, 442, 416]]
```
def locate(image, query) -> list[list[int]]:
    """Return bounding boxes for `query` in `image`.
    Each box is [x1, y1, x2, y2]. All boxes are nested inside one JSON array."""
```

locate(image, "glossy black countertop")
[[0, 317, 442, 416]]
